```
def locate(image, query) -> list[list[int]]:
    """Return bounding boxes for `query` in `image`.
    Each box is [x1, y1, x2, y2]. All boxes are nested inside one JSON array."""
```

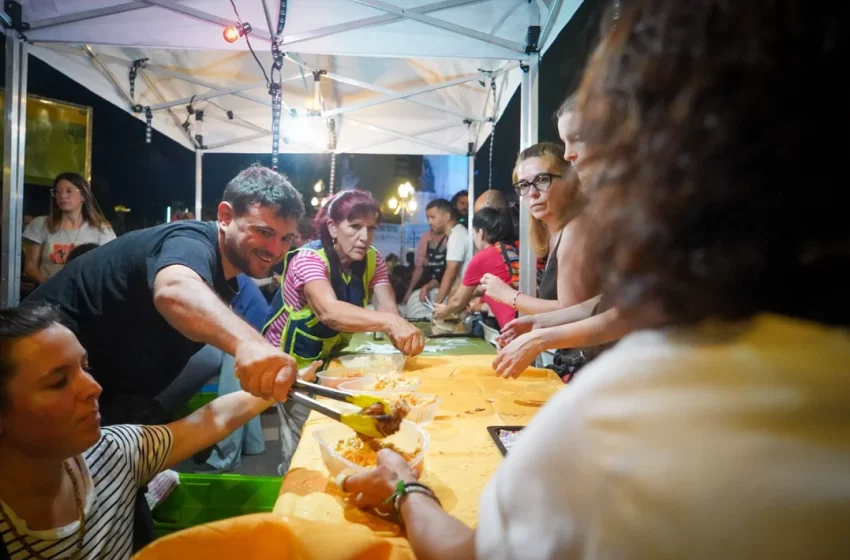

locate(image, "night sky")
[[2, 0, 605, 231]]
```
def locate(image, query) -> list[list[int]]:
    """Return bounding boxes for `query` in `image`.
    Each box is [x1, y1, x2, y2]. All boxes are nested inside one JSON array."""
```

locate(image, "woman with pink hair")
[[263, 190, 423, 473], [264, 190, 424, 368]]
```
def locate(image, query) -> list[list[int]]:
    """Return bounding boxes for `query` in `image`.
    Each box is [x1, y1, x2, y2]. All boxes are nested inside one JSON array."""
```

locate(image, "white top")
[[476, 314, 850, 560], [445, 223, 471, 277], [23, 216, 116, 280], [1, 425, 173, 560]]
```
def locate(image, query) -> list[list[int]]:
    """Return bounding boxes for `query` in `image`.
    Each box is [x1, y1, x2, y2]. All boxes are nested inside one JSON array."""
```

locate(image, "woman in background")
[[23, 173, 115, 285], [433, 207, 519, 329]]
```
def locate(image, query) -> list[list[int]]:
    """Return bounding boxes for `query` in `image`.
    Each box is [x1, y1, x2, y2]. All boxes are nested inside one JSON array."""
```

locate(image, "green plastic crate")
[[173, 385, 218, 420], [152, 473, 282, 538]]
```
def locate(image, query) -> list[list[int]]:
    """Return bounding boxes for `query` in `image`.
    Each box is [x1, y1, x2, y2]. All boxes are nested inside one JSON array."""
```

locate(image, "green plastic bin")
[[173, 384, 218, 420], [152, 473, 282, 539]]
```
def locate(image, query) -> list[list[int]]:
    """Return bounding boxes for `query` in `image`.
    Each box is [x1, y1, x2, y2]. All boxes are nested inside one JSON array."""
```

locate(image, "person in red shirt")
[[433, 207, 518, 329]]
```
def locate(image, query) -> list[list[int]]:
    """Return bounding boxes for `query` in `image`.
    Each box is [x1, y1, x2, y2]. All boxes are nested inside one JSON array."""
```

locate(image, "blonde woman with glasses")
[[479, 142, 597, 313]]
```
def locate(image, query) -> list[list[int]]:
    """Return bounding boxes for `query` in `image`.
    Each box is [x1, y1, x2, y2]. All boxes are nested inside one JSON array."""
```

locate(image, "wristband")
[[335, 473, 350, 491], [384, 480, 441, 523], [511, 291, 521, 310]]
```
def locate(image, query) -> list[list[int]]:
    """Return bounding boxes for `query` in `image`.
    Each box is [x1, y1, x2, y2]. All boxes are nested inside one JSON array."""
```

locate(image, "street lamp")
[[387, 181, 417, 259], [311, 179, 331, 209]]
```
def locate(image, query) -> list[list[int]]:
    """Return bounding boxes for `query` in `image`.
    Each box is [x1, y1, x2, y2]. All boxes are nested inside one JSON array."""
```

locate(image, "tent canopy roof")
[[20, 0, 582, 154]]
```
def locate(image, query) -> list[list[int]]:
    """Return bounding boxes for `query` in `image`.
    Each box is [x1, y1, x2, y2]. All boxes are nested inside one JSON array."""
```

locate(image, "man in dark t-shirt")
[[24, 165, 306, 422]]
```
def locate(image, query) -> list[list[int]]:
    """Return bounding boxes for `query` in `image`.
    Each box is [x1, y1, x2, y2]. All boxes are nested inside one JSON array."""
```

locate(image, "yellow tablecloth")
[[273, 354, 564, 558]]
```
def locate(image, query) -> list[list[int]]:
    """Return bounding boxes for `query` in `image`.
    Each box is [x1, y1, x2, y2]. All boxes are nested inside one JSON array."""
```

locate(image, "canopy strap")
[[269, 0, 287, 170]]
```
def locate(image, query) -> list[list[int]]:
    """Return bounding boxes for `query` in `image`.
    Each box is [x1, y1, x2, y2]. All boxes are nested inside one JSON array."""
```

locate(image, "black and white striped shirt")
[[1, 425, 173, 560]]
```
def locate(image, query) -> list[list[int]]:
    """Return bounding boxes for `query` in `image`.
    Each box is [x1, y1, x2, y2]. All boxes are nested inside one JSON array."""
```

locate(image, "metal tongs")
[[288, 379, 394, 439]]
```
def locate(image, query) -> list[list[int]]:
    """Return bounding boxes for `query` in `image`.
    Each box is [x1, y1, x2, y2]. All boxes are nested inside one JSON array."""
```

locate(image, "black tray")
[[486, 425, 525, 456]]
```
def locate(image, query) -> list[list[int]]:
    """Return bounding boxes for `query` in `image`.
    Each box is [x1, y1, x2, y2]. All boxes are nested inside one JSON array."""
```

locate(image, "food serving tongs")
[[288, 379, 394, 439]]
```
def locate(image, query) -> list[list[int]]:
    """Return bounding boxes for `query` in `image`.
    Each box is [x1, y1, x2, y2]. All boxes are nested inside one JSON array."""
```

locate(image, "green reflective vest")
[[264, 240, 377, 368]]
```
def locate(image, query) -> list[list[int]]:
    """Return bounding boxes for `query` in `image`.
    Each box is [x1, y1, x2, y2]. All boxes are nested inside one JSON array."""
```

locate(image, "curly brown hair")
[[576, 0, 848, 327]]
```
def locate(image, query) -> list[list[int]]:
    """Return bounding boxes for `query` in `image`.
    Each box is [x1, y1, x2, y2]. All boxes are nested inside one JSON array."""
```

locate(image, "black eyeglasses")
[[512, 173, 561, 196]]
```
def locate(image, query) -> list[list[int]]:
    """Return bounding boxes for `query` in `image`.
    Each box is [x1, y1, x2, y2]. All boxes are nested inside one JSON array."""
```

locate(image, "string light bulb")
[[223, 22, 252, 44]]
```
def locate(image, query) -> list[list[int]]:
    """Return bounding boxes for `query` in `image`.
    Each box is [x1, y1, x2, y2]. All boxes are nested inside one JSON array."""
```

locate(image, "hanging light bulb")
[[314, 180, 323, 193], [320, 197, 328, 207], [223, 22, 251, 44], [388, 197, 399, 210], [223, 26, 240, 43], [311, 196, 319, 207]]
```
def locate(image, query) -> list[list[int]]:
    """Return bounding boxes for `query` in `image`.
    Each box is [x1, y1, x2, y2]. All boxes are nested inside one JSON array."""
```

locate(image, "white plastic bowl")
[[360, 391, 442, 426], [315, 367, 364, 389], [338, 375, 421, 393], [313, 420, 429, 477], [337, 352, 408, 374]]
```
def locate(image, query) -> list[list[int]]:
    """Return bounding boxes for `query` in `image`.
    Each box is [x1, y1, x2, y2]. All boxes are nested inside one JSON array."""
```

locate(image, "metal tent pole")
[[194, 150, 203, 219], [467, 153, 475, 249], [518, 53, 540, 300], [2, 31, 28, 307]]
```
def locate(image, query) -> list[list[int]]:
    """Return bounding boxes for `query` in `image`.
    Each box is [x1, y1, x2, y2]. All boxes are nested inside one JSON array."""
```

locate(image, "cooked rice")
[[364, 374, 420, 391], [390, 392, 438, 408], [334, 436, 421, 467]]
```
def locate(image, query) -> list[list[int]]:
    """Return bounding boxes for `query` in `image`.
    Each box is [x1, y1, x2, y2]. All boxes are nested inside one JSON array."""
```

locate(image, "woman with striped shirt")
[[263, 190, 424, 367], [0, 305, 319, 560]]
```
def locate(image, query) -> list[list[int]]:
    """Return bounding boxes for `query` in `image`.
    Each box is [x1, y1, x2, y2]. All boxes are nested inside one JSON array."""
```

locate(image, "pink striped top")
[[265, 249, 389, 347]]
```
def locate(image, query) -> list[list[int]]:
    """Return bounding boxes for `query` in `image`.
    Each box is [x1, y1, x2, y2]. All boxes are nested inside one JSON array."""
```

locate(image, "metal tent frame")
[[2, 0, 565, 306]]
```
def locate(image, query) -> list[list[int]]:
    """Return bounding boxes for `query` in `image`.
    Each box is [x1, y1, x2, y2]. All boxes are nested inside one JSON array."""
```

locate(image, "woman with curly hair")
[[334, 1, 850, 558]]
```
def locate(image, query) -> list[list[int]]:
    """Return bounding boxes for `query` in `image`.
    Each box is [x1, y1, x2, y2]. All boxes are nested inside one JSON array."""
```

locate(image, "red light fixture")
[[223, 26, 240, 43], [222, 22, 251, 43]]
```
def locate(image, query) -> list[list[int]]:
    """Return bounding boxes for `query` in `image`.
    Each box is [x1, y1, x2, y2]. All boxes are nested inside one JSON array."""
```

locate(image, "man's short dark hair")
[[0, 305, 62, 410], [426, 198, 457, 221], [222, 164, 305, 220], [450, 190, 468, 206]]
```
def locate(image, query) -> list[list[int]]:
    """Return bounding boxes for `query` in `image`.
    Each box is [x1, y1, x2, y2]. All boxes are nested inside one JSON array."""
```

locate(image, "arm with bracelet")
[[341, 450, 476, 560]]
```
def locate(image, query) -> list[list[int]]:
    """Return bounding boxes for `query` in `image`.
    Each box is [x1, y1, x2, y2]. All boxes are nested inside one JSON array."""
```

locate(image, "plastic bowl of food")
[[313, 420, 429, 477], [315, 367, 364, 389], [338, 375, 421, 393], [337, 352, 408, 374], [360, 391, 442, 426]]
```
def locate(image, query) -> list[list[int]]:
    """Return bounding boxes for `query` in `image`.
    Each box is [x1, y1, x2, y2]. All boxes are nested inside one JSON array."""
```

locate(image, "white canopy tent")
[[2, 0, 583, 306]]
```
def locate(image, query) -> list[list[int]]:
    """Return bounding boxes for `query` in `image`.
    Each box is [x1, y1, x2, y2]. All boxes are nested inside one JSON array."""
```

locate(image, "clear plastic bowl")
[[337, 352, 408, 374], [338, 375, 421, 393], [362, 391, 442, 426], [315, 367, 364, 389], [313, 420, 429, 477], [481, 323, 500, 347]]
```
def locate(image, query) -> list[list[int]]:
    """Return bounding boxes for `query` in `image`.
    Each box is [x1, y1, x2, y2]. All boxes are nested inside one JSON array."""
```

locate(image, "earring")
[[332, 238, 337, 245]]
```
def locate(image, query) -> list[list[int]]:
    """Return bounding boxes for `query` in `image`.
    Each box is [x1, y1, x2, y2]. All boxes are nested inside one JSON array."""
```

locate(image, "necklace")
[[62, 221, 84, 248], [0, 458, 86, 560]]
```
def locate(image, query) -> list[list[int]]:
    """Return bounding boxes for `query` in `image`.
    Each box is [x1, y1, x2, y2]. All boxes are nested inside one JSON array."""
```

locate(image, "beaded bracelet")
[[511, 290, 521, 310], [384, 480, 441, 523]]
